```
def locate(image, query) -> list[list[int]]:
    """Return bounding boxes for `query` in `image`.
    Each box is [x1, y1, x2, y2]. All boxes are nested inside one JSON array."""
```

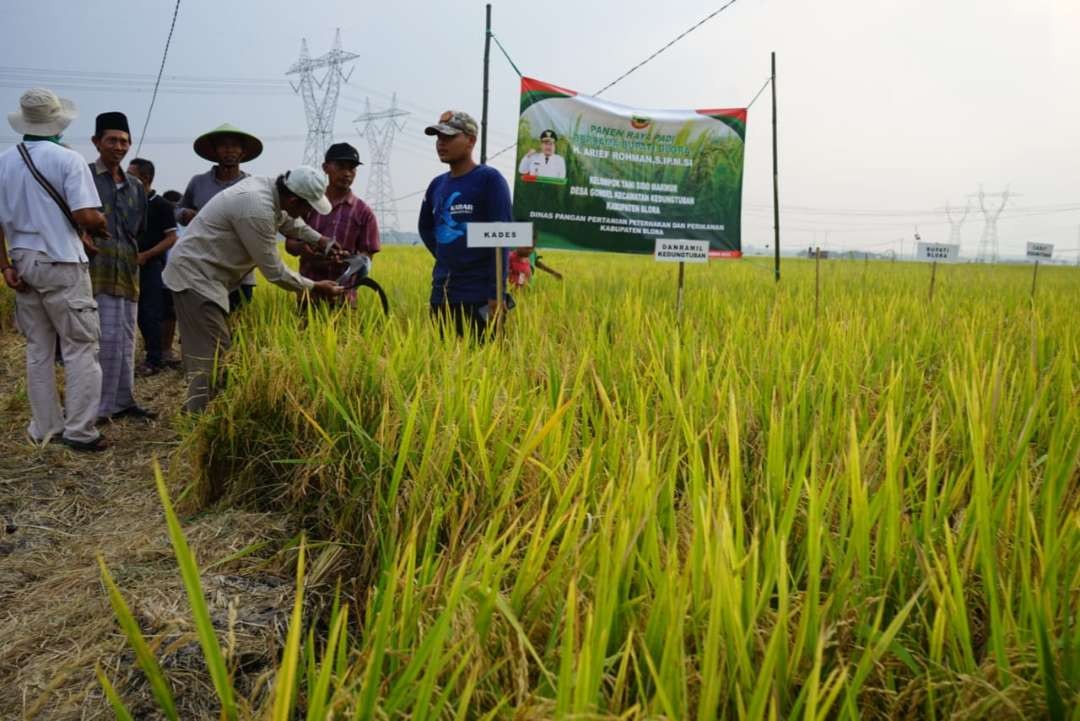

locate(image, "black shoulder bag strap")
[[16, 142, 81, 233]]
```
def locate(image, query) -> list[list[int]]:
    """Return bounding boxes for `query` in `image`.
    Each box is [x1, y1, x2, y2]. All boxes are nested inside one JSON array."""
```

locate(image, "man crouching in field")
[[163, 167, 343, 412], [418, 110, 513, 339]]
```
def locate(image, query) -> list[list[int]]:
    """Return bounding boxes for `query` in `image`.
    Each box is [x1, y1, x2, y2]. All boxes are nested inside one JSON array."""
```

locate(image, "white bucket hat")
[[284, 166, 332, 215], [8, 87, 78, 136]]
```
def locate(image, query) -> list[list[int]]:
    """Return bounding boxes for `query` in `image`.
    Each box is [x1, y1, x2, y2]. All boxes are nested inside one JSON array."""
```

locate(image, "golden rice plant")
[[104, 248, 1079, 719]]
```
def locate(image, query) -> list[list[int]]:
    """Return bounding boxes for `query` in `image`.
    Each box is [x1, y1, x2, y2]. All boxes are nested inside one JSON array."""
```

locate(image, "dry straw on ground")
[[0, 332, 299, 720]]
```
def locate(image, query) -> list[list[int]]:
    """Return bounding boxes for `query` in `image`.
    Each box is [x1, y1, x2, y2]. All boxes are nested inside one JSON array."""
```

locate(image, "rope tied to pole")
[[489, 32, 523, 78], [745, 76, 771, 109], [593, 0, 741, 97]]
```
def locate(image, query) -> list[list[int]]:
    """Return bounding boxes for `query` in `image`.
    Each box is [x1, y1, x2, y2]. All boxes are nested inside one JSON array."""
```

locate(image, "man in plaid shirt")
[[284, 142, 379, 306], [87, 111, 154, 422]]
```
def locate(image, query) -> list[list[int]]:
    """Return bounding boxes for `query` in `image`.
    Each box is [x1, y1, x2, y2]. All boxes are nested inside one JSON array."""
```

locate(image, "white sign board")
[[466, 222, 533, 248], [916, 242, 959, 263], [1026, 242, 1054, 259], [654, 238, 710, 263]]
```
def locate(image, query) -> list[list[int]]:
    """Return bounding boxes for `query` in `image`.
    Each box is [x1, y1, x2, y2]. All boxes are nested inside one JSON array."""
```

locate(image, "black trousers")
[[137, 261, 166, 366], [430, 302, 489, 341], [430, 298, 513, 342]]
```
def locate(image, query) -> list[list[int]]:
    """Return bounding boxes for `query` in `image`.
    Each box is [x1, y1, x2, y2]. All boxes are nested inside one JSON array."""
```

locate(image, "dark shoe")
[[111, 405, 158, 420], [135, 362, 164, 377], [61, 435, 110, 452]]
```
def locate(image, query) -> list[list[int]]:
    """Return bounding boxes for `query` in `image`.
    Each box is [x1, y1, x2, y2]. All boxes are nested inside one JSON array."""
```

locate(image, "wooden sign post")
[[1026, 242, 1054, 299], [814, 246, 821, 319], [915, 242, 959, 304], [467, 222, 533, 325], [654, 238, 709, 323]]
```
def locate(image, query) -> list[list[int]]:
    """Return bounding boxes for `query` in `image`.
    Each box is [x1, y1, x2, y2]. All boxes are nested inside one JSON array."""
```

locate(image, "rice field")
[[98, 247, 1078, 719]]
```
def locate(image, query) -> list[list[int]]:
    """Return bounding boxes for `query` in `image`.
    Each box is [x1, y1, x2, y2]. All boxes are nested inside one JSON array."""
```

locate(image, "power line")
[[0, 66, 284, 85], [396, 4, 748, 199], [593, 0, 741, 97], [135, 0, 181, 156], [741, 201, 1080, 217]]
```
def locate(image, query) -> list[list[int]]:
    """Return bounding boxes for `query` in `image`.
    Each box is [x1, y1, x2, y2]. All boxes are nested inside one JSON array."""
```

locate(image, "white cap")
[[284, 166, 331, 215]]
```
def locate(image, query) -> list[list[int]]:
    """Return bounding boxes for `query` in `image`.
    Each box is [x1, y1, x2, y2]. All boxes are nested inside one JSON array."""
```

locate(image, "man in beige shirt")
[[164, 166, 342, 411]]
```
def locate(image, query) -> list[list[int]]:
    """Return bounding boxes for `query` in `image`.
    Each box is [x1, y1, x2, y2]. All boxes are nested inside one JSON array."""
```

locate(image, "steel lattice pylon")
[[944, 201, 970, 252], [970, 186, 1015, 264], [355, 95, 409, 237], [286, 29, 359, 167]]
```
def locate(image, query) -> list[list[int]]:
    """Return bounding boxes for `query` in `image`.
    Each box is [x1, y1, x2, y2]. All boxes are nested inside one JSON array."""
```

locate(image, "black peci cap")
[[539, 129, 557, 142], [95, 111, 130, 137], [325, 142, 362, 166]]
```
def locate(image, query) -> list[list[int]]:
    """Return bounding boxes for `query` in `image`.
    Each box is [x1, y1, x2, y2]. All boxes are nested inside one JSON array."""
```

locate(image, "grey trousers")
[[172, 289, 230, 413], [95, 293, 137, 418], [10, 249, 103, 444]]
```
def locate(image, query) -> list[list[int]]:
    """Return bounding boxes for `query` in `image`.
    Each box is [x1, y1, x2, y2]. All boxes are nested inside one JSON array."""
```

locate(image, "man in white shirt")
[[518, 129, 567, 181], [163, 166, 343, 412], [0, 88, 111, 451]]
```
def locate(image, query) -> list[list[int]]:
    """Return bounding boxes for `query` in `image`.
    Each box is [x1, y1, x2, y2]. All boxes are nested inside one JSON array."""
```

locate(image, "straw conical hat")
[[192, 123, 263, 162]]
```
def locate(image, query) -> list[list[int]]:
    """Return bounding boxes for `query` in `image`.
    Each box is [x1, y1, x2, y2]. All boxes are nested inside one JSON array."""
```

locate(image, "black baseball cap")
[[325, 142, 362, 166]]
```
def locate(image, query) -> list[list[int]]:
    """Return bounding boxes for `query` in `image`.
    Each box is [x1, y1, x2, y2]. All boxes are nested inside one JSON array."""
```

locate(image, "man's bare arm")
[[72, 208, 108, 237], [0, 226, 27, 291]]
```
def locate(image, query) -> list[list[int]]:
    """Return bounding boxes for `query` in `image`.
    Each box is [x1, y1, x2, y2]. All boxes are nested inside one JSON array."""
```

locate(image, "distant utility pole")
[[355, 96, 409, 237], [945, 201, 970, 252], [970, 185, 1016, 263], [286, 28, 359, 167]]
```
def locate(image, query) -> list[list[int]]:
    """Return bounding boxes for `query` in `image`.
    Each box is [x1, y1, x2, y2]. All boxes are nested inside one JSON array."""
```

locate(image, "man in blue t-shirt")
[[418, 110, 513, 338]]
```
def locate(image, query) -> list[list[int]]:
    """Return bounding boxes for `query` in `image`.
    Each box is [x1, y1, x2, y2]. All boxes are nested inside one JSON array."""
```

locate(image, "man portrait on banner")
[[518, 129, 566, 182]]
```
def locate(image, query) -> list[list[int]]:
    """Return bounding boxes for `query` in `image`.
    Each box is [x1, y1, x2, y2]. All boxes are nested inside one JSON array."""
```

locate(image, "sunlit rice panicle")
[[96, 249, 1078, 719]]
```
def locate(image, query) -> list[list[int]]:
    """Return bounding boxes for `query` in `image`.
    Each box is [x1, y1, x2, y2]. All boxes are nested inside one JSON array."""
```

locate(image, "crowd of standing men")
[[1, 87, 524, 452]]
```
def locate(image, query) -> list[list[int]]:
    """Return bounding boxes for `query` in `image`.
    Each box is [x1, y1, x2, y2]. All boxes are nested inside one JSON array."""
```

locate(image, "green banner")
[[512, 76, 746, 256]]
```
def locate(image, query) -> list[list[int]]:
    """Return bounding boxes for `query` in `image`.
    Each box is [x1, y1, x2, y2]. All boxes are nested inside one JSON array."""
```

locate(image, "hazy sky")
[[2, 0, 1078, 259]]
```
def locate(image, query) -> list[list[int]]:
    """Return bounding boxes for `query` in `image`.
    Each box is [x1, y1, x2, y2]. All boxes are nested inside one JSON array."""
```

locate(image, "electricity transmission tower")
[[944, 201, 970, 252], [355, 95, 409, 236], [970, 186, 1014, 263], [286, 29, 359, 166]]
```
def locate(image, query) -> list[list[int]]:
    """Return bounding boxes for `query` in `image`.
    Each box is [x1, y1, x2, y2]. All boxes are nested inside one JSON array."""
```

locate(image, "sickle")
[[353, 276, 389, 315]]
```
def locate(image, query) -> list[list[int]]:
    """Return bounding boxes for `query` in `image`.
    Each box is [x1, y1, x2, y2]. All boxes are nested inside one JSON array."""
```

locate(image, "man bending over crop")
[[163, 167, 343, 412]]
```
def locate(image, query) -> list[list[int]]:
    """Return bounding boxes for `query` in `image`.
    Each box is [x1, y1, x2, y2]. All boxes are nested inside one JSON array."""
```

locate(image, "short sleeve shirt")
[[417, 165, 513, 304], [138, 191, 179, 264], [0, 141, 100, 262], [89, 159, 146, 300], [289, 191, 380, 282]]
